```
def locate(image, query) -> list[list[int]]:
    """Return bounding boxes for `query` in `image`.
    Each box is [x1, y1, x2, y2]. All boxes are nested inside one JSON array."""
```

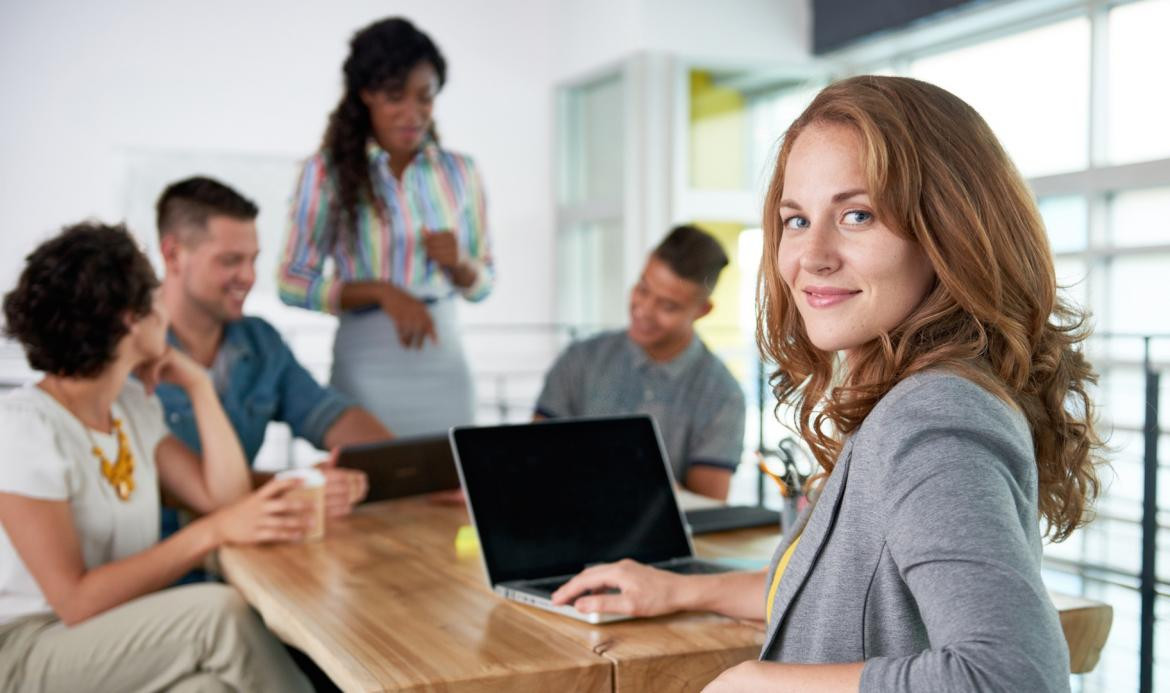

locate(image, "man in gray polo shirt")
[[535, 225, 745, 499]]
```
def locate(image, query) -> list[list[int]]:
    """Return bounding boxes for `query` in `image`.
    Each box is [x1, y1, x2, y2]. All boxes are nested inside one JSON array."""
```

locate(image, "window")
[[1109, 187, 1170, 249], [908, 18, 1091, 178], [1107, 0, 1170, 164], [561, 75, 625, 207], [557, 72, 626, 329]]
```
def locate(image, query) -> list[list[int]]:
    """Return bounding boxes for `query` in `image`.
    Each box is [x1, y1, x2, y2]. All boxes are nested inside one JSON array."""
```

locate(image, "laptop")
[[336, 435, 460, 503], [450, 415, 732, 624]]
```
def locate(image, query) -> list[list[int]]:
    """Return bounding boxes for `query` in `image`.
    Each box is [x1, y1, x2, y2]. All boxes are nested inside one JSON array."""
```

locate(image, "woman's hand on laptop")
[[550, 559, 687, 617], [316, 449, 369, 517]]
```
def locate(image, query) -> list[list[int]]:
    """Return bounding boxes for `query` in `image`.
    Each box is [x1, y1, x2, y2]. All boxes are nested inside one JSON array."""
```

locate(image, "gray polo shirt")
[[535, 329, 745, 481]]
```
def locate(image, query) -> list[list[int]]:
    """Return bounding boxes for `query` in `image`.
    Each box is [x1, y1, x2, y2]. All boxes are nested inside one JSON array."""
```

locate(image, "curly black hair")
[[322, 17, 447, 243], [3, 222, 159, 377]]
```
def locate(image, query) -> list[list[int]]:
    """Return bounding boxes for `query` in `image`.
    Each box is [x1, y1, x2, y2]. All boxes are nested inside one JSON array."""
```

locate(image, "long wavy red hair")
[[757, 76, 1102, 542]]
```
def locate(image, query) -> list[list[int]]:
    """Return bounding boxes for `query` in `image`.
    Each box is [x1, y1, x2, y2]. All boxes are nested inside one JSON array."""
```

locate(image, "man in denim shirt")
[[155, 177, 392, 531]]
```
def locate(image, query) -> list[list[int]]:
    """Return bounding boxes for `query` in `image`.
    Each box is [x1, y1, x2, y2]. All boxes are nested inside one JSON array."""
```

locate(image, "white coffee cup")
[[276, 468, 326, 541]]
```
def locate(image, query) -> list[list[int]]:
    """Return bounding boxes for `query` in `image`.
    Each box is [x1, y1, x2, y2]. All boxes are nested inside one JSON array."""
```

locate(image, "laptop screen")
[[451, 415, 694, 585]]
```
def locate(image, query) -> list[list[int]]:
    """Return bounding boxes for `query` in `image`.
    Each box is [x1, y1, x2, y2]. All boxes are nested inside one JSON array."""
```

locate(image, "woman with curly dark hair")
[[0, 223, 312, 691], [552, 76, 1103, 692], [278, 17, 493, 437]]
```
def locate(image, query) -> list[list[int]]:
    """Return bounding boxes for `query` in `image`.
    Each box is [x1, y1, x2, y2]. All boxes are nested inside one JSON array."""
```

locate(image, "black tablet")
[[336, 435, 459, 502]]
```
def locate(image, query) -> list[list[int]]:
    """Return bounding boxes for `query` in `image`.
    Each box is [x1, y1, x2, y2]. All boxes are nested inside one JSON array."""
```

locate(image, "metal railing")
[[1104, 334, 1166, 693]]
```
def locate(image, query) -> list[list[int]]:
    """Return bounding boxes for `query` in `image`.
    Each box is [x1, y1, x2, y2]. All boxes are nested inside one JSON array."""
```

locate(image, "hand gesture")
[[422, 229, 460, 270], [380, 286, 437, 349], [134, 347, 208, 395], [316, 448, 369, 518], [210, 477, 314, 545], [550, 558, 685, 617]]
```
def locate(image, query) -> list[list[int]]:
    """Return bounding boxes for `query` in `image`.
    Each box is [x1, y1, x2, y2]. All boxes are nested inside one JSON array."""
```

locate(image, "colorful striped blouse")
[[278, 139, 494, 314]]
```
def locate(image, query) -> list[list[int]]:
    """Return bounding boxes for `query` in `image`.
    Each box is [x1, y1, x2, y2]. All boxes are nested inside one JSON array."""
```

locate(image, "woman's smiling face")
[[777, 122, 936, 358]]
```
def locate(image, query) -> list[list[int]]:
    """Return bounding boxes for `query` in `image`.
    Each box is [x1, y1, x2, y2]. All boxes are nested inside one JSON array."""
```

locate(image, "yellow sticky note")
[[455, 524, 480, 558]]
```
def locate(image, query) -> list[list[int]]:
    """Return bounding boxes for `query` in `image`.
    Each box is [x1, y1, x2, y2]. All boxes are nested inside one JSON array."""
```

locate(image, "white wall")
[[0, 0, 810, 322], [0, 0, 561, 329], [0, 0, 811, 404]]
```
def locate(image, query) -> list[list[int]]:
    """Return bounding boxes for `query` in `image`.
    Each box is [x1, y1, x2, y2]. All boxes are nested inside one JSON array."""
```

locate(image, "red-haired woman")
[[553, 76, 1102, 692]]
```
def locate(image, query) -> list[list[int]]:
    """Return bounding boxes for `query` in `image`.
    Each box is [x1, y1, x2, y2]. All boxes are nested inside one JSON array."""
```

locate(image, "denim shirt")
[[156, 316, 353, 465]]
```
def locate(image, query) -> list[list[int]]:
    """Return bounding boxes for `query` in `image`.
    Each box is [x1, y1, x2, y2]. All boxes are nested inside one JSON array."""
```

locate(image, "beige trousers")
[[0, 584, 312, 693]]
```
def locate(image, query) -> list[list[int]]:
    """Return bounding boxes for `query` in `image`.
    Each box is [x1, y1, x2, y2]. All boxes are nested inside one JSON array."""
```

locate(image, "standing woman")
[[553, 76, 1103, 691], [279, 17, 494, 436], [0, 223, 312, 691]]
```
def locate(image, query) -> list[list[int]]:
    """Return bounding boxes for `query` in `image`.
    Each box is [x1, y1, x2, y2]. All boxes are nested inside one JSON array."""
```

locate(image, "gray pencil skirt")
[[330, 299, 474, 437]]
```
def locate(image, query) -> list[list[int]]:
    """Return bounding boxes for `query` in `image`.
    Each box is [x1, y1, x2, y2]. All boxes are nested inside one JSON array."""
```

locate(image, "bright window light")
[[1107, 0, 1170, 165], [909, 18, 1091, 178], [1109, 187, 1170, 248]]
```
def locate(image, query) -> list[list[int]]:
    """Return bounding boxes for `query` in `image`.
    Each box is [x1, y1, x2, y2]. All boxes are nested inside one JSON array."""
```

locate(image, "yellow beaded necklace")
[[42, 379, 136, 502], [87, 418, 135, 501]]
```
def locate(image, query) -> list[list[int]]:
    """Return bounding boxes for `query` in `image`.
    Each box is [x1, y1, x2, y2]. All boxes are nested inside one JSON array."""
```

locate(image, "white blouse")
[[0, 380, 167, 624]]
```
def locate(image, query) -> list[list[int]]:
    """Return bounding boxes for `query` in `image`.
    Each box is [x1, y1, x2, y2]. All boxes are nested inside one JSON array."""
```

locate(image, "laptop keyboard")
[[520, 560, 730, 597], [523, 576, 571, 594]]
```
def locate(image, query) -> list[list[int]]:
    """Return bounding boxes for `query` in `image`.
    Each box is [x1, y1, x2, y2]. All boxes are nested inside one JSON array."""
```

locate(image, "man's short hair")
[[156, 176, 258, 242], [651, 224, 729, 293]]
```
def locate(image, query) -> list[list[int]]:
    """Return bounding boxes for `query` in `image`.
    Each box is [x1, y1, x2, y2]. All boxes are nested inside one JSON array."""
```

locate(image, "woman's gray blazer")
[[760, 370, 1070, 692]]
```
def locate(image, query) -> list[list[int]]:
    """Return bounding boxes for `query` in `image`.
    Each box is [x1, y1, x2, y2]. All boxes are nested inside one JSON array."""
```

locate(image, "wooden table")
[[221, 497, 763, 692], [220, 497, 1110, 692], [220, 498, 610, 691], [1049, 591, 1113, 674]]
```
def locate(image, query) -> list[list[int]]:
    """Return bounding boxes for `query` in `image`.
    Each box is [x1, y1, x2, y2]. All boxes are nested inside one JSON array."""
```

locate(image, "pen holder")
[[758, 440, 811, 534]]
